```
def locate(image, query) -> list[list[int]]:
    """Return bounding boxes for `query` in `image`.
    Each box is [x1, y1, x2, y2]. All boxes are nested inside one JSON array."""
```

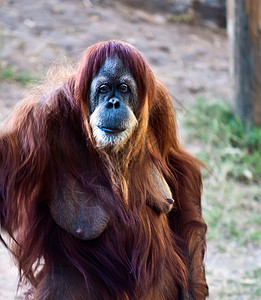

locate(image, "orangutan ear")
[[146, 166, 174, 214]]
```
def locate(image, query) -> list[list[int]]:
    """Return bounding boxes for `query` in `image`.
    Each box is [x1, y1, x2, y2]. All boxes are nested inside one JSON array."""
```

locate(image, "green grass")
[[184, 97, 261, 182], [182, 98, 261, 246], [182, 98, 261, 299], [0, 65, 39, 85], [216, 268, 261, 299]]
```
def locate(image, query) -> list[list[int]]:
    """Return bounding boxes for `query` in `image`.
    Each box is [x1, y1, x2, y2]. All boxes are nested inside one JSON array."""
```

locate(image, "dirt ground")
[[0, 1, 259, 299]]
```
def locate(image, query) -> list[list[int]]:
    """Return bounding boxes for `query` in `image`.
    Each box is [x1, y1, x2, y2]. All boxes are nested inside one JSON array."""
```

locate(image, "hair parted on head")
[[75, 40, 154, 108], [71, 41, 179, 165]]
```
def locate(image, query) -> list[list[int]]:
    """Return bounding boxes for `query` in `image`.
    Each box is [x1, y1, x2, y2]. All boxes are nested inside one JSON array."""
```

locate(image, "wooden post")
[[228, 0, 261, 126]]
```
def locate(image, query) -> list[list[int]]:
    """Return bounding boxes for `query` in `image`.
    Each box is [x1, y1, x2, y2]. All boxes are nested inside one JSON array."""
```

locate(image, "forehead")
[[95, 57, 133, 80]]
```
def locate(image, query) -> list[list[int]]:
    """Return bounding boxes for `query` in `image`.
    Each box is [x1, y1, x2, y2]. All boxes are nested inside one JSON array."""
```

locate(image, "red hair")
[[0, 40, 208, 299]]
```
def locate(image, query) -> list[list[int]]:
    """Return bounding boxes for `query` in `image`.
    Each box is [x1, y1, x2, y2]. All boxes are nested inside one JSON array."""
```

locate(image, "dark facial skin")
[[89, 57, 138, 114], [89, 57, 139, 149]]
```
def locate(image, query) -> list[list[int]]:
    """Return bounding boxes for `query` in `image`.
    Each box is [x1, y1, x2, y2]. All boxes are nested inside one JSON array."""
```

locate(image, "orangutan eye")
[[118, 84, 128, 93], [99, 84, 109, 93]]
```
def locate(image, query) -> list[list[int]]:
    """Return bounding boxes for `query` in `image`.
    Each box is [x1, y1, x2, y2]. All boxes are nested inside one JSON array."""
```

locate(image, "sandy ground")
[[1, 1, 259, 299]]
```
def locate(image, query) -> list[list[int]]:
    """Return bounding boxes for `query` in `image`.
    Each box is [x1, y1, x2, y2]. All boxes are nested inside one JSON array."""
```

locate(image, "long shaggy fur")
[[0, 40, 208, 299]]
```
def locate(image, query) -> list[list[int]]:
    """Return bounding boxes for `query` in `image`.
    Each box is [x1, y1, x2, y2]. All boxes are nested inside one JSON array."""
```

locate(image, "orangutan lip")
[[98, 126, 125, 133]]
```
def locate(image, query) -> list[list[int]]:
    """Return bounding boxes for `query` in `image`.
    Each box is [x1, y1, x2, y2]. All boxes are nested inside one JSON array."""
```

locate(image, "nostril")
[[114, 101, 120, 109], [107, 98, 120, 109], [107, 102, 113, 109]]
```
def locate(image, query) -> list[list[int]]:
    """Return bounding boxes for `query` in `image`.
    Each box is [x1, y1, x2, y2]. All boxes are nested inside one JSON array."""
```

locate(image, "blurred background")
[[0, 0, 260, 299]]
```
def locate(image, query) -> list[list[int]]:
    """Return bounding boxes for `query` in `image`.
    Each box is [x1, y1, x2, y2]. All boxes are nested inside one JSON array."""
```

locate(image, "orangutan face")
[[89, 57, 138, 150]]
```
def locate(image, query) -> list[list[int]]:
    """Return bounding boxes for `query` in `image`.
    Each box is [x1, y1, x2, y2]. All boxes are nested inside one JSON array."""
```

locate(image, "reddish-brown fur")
[[0, 41, 208, 299]]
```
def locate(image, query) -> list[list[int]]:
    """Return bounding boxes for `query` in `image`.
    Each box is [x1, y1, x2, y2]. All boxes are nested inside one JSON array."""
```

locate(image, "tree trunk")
[[228, 0, 261, 126]]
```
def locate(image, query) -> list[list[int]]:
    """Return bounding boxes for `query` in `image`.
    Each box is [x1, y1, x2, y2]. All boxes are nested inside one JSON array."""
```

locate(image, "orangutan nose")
[[106, 98, 120, 109]]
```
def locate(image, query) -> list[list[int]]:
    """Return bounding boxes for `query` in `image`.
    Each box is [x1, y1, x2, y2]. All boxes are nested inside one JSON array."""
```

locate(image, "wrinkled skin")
[[50, 57, 174, 240], [89, 57, 139, 150], [50, 175, 111, 240], [50, 166, 173, 240]]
